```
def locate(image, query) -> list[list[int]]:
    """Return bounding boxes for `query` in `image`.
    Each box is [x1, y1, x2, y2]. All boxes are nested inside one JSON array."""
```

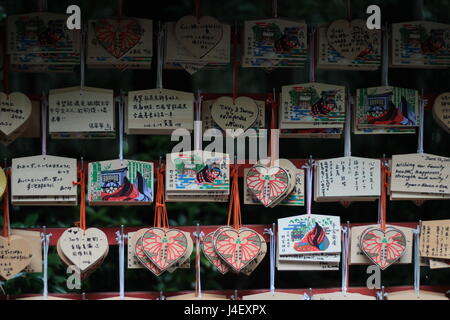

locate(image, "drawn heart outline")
[[360, 226, 407, 270], [327, 19, 373, 60], [94, 18, 143, 59]]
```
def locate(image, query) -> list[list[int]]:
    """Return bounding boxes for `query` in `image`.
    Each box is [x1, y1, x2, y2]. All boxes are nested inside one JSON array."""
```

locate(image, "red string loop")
[[72, 168, 86, 230], [227, 165, 241, 229], [154, 164, 169, 230]]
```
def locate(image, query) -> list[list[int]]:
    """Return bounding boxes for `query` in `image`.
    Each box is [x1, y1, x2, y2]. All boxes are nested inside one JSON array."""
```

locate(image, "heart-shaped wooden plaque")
[[135, 237, 164, 276], [141, 228, 188, 271], [0, 235, 33, 280], [214, 227, 262, 272], [360, 226, 406, 270], [58, 227, 109, 272], [95, 18, 143, 59], [175, 15, 223, 59], [246, 165, 290, 207], [327, 19, 372, 60], [211, 96, 259, 137], [240, 231, 267, 276], [0, 92, 32, 137], [202, 231, 230, 274], [433, 92, 450, 133]]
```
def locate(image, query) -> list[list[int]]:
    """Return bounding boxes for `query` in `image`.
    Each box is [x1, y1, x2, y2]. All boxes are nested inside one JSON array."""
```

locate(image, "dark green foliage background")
[[0, 0, 449, 295]]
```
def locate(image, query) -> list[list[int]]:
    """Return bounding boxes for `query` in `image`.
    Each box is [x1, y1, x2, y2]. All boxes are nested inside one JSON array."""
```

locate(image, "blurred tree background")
[[0, 0, 449, 296]]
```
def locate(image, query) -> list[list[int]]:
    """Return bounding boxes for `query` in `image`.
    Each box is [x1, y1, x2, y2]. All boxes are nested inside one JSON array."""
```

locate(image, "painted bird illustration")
[[294, 223, 330, 252]]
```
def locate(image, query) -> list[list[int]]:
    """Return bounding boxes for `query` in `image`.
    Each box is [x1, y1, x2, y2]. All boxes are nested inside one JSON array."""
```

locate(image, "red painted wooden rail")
[[23, 222, 419, 245], [2, 286, 448, 300], [2, 222, 445, 301]]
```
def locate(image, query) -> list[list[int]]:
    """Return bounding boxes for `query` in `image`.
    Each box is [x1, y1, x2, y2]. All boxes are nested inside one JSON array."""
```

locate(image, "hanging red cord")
[[154, 166, 169, 230], [73, 168, 86, 230], [380, 162, 390, 231], [227, 165, 241, 230]]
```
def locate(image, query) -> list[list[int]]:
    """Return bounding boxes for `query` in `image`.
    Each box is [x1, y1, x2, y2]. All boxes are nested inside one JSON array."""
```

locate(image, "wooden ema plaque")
[[49, 87, 115, 139], [0, 99, 41, 146], [11, 155, 78, 205], [165, 151, 230, 196], [0, 167, 6, 199], [126, 88, 194, 134], [315, 156, 381, 202], [390, 153, 450, 198], [350, 225, 413, 265], [279, 82, 345, 138], [392, 21, 450, 69], [57, 227, 109, 277], [164, 18, 230, 74], [420, 219, 450, 260], [317, 20, 380, 70], [7, 12, 80, 72], [433, 93, 450, 133], [0, 235, 33, 280], [0, 92, 32, 142], [244, 167, 304, 206], [88, 159, 154, 205], [242, 18, 307, 69], [277, 214, 341, 270], [10, 229, 42, 273], [354, 86, 419, 135], [87, 17, 153, 70]]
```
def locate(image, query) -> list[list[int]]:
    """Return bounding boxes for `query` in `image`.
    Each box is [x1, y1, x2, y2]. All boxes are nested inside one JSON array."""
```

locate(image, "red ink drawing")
[[360, 226, 407, 270], [135, 237, 164, 276], [246, 165, 289, 207], [202, 232, 230, 274], [214, 227, 262, 272], [95, 18, 142, 59], [141, 228, 188, 271]]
